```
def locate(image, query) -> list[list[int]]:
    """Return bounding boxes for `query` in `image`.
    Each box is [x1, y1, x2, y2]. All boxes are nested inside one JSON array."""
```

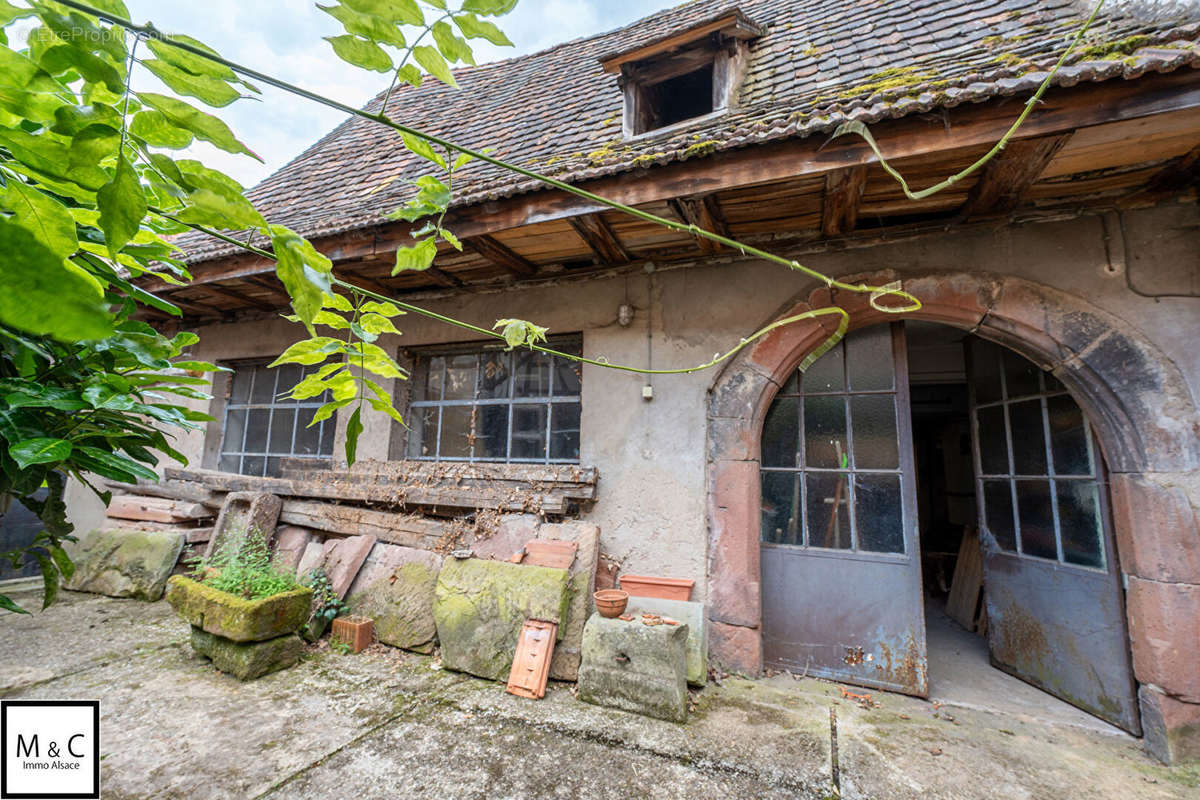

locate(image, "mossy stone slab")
[[626, 597, 707, 686], [165, 575, 312, 642], [65, 528, 184, 601], [346, 543, 443, 653], [433, 557, 570, 681], [189, 626, 304, 681], [577, 613, 688, 723]]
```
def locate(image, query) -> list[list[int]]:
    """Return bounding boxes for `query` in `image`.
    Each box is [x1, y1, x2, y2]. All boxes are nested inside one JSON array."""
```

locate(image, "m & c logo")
[[1, 700, 99, 799]]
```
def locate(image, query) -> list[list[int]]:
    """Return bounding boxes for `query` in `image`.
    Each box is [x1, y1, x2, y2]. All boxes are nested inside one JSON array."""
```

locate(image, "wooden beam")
[[598, 10, 763, 73], [142, 71, 1200, 293], [242, 275, 290, 301], [201, 282, 278, 311], [160, 293, 223, 316], [568, 213, 633, 264], [1132, 142, 1200, 199], [820, 166, 868, 237], [668, 194, 729, 254], [464, 234, 539, 276], [957, 134, 1072, 219]]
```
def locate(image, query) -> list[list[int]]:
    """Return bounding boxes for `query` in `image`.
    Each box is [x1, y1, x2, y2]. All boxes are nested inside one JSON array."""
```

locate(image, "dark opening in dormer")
[[599, 9, 764, 138]]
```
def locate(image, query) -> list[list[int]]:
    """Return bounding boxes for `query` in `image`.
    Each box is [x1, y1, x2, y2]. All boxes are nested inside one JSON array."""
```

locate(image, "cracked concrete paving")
[[1, 583, 1196, 799]]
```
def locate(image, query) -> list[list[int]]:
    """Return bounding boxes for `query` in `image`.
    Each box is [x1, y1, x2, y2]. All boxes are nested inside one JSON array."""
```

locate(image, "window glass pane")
[[855, 474, 904, 553], [479, 351, 511, 399], [779, 371, 799, 395], [513, 350, 551, 397], [802, 340, 843, 393], [761, 471, 801, 545], [975, 405, 1008, 475], [850, 394, 898, 470], [1016, 479, 1057, 559], [982, 479, 1017, 551], [242, 455, 266, 477], [550, 403, 581, 461], [1043, 372, 1065, 393], [406, 407, 438, 458], [477, 405, 509, 460], [250, 368, 276, 404], [296, 412, 323, 455], [511, 404, 548, 459], [218, 453, 240, 473], [229, 368, 253, 404], [552, 346, 582, 396], [1047, 394, 1092, 476], [761, 397, 799, 468], [846, 326, 894, 391], [412, 356, 443, 402], [443, 355, 476, 400], [244, 408, 270, 453], [223, 409, 246, 455], [804, 396, 847, 469], [318, 417, 336, 455], [273, 364, 302, 403], [969, 338, 1002, 404], [1009, 400, 1048, 475], [268, 408, 296, 454], [806, 472, 851, 549], [1058, 481, 1104, 568], [439, 405, 473, 458], [265, 457, 284, 478], [1003, 349, 1041, 399]]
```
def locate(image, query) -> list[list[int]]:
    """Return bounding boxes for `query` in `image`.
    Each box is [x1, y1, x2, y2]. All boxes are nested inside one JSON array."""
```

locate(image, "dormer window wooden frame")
[[599, 9, 764, 138]]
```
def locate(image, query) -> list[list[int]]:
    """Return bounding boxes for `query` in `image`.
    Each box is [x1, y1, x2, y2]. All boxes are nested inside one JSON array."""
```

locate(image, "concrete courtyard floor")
[[1, 582, 1196, 800]]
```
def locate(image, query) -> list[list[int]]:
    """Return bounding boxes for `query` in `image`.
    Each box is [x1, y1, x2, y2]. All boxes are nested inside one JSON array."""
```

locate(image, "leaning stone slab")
[[189, 626, 304, 681], [165, 575, 312, 642], [65, 528, 184, 601], [323, 534, 376, 598], [346, 543, 443, 653], [539, 521, 600, 682], [578, 613, 689, 723], [270, 526, 313, 576], [433, 557, 570, 681], [206, 492, 282, 558], [626, 597, 707, 686], [468, 513, 540, 561]]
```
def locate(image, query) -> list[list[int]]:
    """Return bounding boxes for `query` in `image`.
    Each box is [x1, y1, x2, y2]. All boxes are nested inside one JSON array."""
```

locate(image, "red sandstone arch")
[[704, 270, 1200, 760]]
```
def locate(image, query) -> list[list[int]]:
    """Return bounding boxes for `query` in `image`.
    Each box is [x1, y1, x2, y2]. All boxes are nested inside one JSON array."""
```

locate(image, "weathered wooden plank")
[[957, 134, 1071, 219], [107, 494, 213, 523], [568, 213, 634, 264], [300, 459, 598, 486], [667, 195, 729, 254], [465, 235, 539, 276], [820, 166, 868, 237], [277, 500, 447, 549], [104, 479, 224, 508]]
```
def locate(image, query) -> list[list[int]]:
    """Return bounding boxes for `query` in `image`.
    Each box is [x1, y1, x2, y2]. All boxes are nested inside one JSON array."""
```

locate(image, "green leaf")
[[461, 0, 518, 15], [358, 312, 400, 336], [345, 342, 406, 379], [344, 406, 363, 466], [342, 0, 423, 25], [0, 46, 68, 124], [268, 337, 344, 367], [0, 220, 112, 341], [361, 300, 404, 317], [146, 34, 238, 81], [324, 34, 393, 73], [400, 131, 445, 167], [392, 237, 437, 273], [452, 12, 513, 46], [129, 109, 194, 148], [323, 292, 354, 312], [317, 3, 407, 48], [138, 93, 260, 160], [394, 63, 422, 88], [0, 128, 108, 190], [0, 178, 78, 258], [9, 438, 72, 469], [283, 363, 346, 400], [269, 225, 333, 327], [32, 552, 57, 610], [96, 155, 147, 257], [175, 187, 266, 230], [0, 1, 35, 25], [494, 318, 550, 350], [74, 446, 158, 482], [49, 545, 75, 582], [51, 102, 122, 136], [142, 59, 241, 107], [68, 123, 120, 170], [307, 397, 352, 426], [412, 45, 456, 88], [431, 20, 474, 65], [39, 44, 124, 93], [0, 593, 30, 615]]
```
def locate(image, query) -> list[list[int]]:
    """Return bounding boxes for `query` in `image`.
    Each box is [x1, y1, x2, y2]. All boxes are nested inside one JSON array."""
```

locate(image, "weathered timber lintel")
[[568, 213, 634, 264]]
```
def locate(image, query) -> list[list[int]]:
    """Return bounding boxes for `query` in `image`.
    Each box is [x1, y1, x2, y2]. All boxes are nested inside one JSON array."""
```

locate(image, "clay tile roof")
[[176, 0, 1200, 264]]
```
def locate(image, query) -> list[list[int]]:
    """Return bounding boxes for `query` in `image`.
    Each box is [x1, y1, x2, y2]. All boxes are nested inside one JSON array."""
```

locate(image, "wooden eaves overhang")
[[139, 68, 1200, 324]]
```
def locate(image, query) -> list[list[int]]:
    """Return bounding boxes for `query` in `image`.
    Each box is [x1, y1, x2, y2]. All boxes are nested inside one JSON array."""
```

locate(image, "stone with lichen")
[[345, 543, 443, 653], [189, 626, 304, 681], [65, 528, 184, 601], [165, 575, 312, 642]]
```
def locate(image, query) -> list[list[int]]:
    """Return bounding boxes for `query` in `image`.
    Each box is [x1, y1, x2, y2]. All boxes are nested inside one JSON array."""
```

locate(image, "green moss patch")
[[166, 575, 312, 643]]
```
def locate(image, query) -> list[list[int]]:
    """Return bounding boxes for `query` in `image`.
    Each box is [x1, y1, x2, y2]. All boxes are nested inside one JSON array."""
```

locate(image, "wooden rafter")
[[568, 213, 633, 264], [242, 275, 290, 301], [202, 282, 278, 311], [161, 294, 223, 316], [667, 194, 730, 254], [464, 235, 538, 276], [1129, 142, 1200, 201], [820, 166, 868, 237], [957, 134, 1072, 219]]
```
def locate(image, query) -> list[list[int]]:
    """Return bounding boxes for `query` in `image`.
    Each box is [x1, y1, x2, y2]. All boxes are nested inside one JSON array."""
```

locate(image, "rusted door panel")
[[762, 547, 927, 695], [982, 550, 1140, 732]]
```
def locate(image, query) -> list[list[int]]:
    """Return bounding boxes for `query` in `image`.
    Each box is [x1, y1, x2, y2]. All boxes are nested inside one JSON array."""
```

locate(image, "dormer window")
[[600, 9, 764, 137]]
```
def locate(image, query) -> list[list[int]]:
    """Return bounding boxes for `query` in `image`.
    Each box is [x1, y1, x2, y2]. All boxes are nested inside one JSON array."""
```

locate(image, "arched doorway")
[[705, 271, 1200, 747]]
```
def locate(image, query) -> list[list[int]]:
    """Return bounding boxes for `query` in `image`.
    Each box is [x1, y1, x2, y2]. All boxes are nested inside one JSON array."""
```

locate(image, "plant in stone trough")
[[186, 527, 299, 601]]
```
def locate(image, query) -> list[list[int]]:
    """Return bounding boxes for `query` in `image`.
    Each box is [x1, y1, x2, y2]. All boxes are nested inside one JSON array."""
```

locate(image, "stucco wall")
[[151, 201, 1199, 606]]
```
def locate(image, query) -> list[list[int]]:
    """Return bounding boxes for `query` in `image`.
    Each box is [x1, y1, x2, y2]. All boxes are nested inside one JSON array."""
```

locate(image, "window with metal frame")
[[968, 338, 1106, 569], [218, 361, 336, 477], [404, 337, 582, 463], [759, 325, 908, 554]]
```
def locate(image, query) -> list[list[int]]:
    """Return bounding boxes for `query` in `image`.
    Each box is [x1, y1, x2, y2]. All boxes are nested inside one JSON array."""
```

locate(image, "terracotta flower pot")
[[618, 574, 695, 602], [593, 589, 629, 618], [331, 615, 373, 654]]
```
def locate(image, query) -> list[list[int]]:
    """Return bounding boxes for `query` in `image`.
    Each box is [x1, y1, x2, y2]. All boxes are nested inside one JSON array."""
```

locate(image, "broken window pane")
[[439, 405, 473, 458], [802, 339, 844, 393], [761, 471, 801, 546], [806, 472, 851, 549], [1047, 394, 1092, 476], [855, 474, 904, 553], [479, 351, 511, 399], [1009, 400, 1048, 475], [1016, 479, 1058, 559], [846, 325, 894, 391], [850, 395, 898, 470], [406, 407, 438, 458], [761, 396, 799, 468], [511, 404, 548, 459], [1058, 481, 1104, 568], [477, 405, 509, 460], [982, 479, 1017, 551], [804, 395, 847, 469], [550, 403, 581, 461], [975, 405, 1008, 475], [443, 354, 476, 401]]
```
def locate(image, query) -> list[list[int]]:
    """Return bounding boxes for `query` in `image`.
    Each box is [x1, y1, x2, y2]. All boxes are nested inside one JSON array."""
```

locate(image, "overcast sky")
[[97, 1, 678, 188]]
